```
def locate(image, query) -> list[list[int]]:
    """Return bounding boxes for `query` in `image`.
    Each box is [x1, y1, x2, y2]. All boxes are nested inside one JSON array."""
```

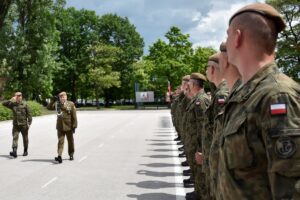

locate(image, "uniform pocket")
[[222, 113, 254, 169]]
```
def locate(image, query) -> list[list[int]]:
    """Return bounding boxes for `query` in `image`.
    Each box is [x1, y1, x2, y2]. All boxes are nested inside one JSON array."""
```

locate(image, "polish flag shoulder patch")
[[218, 98, 225, 104], [270, 104, 287, 115]]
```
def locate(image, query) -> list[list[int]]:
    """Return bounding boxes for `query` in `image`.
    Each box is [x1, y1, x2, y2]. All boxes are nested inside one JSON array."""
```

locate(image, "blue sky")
[[66, 0, 264, 53]]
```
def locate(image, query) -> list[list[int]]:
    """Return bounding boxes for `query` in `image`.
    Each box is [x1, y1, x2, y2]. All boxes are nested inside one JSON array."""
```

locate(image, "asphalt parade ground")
[[0, 110, 192, 200]]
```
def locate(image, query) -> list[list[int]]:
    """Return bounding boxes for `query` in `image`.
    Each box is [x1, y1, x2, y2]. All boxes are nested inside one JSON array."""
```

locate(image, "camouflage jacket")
[[184, 90, 210, 151], [203, 81, 229, 174], [2, 99, 32, 126], [47, 100, 77, 132], [209, 79, 241, 198], [218, 63, 300, 200]]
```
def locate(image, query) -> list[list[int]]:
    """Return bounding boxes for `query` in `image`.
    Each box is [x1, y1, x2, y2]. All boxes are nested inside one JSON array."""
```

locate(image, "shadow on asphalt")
[[22, 159, 58, 163], [148, 143, 173, 146], [143, 155, 176, 158], [0, 155, 13, 159], [146, 139, 173, 142], [147, 149, 177, 152], [140, 163, 181, 168], [137, 170, 182, 177], [127, 180, 183, 189], [127, 193, 184, 200]]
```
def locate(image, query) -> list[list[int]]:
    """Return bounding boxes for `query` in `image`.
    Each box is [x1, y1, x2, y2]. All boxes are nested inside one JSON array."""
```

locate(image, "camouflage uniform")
[[3, 99, 32, 150], [179, 95, 191, 145], [47, 100, 77, 157], [186, 90, 210, 199], [218, 63, 300, 199], [210, 80, 241, 199], [173, 92, 185, 137], [203, 81, 229, 199]]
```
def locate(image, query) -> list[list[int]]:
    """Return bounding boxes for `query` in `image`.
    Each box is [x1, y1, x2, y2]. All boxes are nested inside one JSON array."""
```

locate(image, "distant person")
[[3, 92, 32, 158], [47, 92, 77, 164]]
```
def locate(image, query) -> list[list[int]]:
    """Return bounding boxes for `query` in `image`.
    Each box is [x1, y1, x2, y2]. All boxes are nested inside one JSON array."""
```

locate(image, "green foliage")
[[266, 0, 300, 81], [27, 101, 43, 117], [0, 103, 12, 121], [98, 14, 144, 101], [0, 0, 60, 99], [0, 101, 42, 121], [80, 42, 121, 105], [144, 26, 216, 97]]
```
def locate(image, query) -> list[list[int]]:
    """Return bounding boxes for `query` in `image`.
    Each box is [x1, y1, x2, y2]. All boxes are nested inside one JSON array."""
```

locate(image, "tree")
[[267, 0, 300, 81], [146, 27, 194, 98], [98, 14, 144, 103], [0, 0, 12, 29], [0, 0, 60, 100], [54, 7, 100, 101], [80, 43, 121, 108]]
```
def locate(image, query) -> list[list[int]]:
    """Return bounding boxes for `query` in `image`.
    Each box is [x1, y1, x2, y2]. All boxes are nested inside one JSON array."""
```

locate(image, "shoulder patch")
[[270, 104, 287, 115], [275, 136, 296, 159]]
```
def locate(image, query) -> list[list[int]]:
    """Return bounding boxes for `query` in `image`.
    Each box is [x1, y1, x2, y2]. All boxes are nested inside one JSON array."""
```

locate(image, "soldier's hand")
[[195, 152, 203, 165], [72, 128, 76, 134]]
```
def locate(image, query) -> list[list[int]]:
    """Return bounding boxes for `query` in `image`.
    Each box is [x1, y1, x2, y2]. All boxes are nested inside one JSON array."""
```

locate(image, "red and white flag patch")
[[218, 98, 225, 104], [270, 104, 287, 115]]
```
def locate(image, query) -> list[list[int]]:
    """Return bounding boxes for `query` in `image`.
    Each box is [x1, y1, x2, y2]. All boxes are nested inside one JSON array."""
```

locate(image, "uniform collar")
[[241, 62, 278, 100]]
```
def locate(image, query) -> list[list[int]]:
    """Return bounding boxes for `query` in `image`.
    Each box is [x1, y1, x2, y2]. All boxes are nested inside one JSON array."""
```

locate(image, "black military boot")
[[23, 148, 28, 156], [69, 155, 74, 161], [178, 152, 186, 158], [174, 136, 181, 141], [178, 146, 185, 151], [55, 156, 63, 163], [183, 168, 192, 176], [181, 160, 189, 166], [183, 177, 195, 188], [9, 148, 17, 158]]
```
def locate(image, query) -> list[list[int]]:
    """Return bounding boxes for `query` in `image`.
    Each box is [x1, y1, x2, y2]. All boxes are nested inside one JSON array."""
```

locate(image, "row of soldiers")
[[171, 3, 300, 200]]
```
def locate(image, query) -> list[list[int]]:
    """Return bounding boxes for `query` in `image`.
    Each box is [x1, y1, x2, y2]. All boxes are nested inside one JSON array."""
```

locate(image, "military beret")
[[219, 42, 227, 52], [15, 92, 22, 96], [208, 53, 220, 64], [229, 3, 285, 33], [58, 91, 67, 97], [190, 73, 207, 82], [182, 75, 190, 81]]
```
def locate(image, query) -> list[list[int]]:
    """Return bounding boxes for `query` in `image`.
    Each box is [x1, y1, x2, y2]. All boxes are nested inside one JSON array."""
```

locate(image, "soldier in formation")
[[170, 2, 300, 200]]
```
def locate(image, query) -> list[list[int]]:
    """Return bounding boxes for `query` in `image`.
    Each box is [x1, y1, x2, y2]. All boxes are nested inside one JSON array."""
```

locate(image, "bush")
[[0, 104, 12, 121], [0, 100, 43, 121], [27, 101, 43, 116]]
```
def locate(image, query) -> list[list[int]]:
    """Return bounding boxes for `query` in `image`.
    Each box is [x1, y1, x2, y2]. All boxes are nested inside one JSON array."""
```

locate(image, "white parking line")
[[41, 177, 57, 189], [78, 156, 87, 163], [169, 118, 186, 200]]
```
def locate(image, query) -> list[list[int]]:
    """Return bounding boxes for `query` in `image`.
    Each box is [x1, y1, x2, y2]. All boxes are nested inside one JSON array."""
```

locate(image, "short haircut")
[[191, 79, 204, 88], [231, 12, 278, 54]]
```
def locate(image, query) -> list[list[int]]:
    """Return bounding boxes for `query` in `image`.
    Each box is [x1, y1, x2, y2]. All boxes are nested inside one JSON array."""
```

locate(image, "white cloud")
[[66, 0, 267, 52], [188, 0, 257, 50]]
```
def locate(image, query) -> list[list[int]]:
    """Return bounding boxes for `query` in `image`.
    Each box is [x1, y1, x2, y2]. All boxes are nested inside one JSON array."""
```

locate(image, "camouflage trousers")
[[186, 132, 197, 178], [195, 165, 211, 200], [12, 125, 29, 149], [57, 130, 74, 156]]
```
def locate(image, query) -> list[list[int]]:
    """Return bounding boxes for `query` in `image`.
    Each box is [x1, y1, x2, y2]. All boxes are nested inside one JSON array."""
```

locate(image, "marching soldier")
[[218, 3, 300, 199], [47, 91, 77, 164], [2, 92, 32, 158]]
